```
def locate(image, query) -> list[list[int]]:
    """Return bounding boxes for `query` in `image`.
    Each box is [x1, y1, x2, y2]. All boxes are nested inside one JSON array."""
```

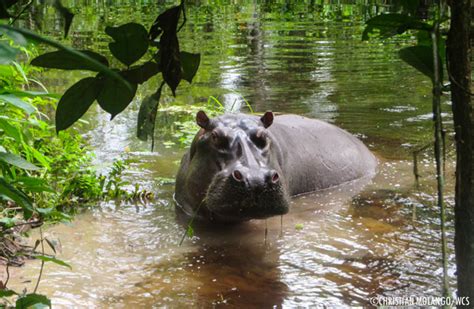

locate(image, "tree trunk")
[[447, 0, 474, 303]]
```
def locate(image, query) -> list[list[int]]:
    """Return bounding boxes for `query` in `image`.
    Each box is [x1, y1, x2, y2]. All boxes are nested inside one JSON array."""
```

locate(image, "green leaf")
[[157, 5, 183, 95], [0, 41, 19, 64], [180, 52, 200, 83], [362, 13, 431, 40], [1, 89, 58, 99], [186, 225, 194, 238], [0, 25, 132, 92], [105, 23, 149, 67], [0, 117, 22, 141], [122, 61, 160, 84], [0, 289, 17, 297], [15, 176, 55, 193], [56, 77, 102, 132], [31, 50, 109, 71], [399, 45, 442, 83], [137, 85, 163, 142], [35, 255, 72, 269], [0, 177, 34, 219], [15, 293, 51, 309], [0, 152, 41, 170], [0, 217, 19, 228], [44, 238, 57, 254], [97, 76, 137, 119], [0, 94, 36, 114]]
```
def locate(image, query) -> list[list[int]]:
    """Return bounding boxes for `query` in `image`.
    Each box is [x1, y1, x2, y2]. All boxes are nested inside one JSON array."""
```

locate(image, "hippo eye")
[[251, 130, 267, 148], [211, 131, 229, 149]]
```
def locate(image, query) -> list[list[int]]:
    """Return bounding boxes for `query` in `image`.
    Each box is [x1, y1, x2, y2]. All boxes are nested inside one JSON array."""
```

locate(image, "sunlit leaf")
[[362, 13, 431, 40], [97, 76, 137, 119], [105, 23, 149, 67], [0, 217, 18, 229], [56, 77, 102, 132], [186, 225, 194, 238], [0, 152, 41, 170], [0, 93, 36, 114], [35, 255, 71, 269], [0, 41, 19, 64], [180, 52, 200, 83], [15, 293, 51, 309], [15, 176, 55, 193], [0, 117, 22, 141], [31, 50, 109, 71]]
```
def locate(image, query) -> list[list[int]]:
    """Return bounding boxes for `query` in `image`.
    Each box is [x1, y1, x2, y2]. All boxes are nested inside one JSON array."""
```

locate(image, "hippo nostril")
[[271, 172, 279, 183], [232, 170, 244, 182]]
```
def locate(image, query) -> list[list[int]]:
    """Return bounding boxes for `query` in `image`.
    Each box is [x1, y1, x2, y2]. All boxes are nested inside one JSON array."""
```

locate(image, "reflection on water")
[[8, 1, 456, 307]]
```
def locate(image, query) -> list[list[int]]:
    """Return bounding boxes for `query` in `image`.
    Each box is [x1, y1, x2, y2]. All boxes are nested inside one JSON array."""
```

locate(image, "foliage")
[[0, 38, 149, 308], [362, 1, 451, 299], [1, 1, 201, 151]]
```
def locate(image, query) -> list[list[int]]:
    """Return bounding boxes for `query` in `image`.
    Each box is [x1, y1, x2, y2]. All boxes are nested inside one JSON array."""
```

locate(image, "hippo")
[[175, 111, 377, 222]]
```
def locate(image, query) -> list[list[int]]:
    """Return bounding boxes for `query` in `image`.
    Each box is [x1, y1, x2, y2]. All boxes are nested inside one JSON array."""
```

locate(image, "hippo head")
[[178, 111, 290, 222]]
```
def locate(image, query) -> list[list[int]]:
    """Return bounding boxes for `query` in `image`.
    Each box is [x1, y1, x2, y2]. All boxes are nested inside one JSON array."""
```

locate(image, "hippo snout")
[[230, 167, 280, 189], [204, 166, 290, 222]]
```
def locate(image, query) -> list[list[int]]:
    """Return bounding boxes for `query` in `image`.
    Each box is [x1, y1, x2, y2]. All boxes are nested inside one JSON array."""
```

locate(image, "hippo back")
[[269, 115, 377, 196]]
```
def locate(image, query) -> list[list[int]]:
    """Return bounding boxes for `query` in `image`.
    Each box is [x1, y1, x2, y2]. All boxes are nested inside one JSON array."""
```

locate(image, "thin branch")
[[33, 227, 45, 293], [9, 0, 33, 25]]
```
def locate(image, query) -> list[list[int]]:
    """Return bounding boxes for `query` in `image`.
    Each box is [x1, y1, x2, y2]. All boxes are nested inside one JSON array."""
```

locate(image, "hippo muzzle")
[[205, 163, 289, 222]]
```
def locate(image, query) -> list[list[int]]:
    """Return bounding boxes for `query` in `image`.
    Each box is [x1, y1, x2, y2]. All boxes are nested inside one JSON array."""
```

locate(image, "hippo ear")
[[260, 111, 274, 128], [196, 111, 211, 129]]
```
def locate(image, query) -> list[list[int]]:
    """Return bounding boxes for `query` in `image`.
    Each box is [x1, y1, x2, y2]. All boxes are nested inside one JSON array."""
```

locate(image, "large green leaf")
[[31, 50, 109, 71], [137, 87, 162, 142], [15, 293, 51, 309], [122, 61, 160, 84], [0, 177, 34, 219], [0, 289, 17, 297], [0, 152, 41, 170], [0, 93, 36, 114], [0, 41, 19, 64], [105, 23, 149, 67], [362, 13, 431, 40], [158, 5, 182, 96], [97, 76, 137, 119], [35, 255, 72, 269], [0, 117, 22, 141], [399, 45, 442, 83], [15, 176, 55, 193], [55, 77, 102, 132], [0, 25, 132, 92], [180, 52, 200, 83]]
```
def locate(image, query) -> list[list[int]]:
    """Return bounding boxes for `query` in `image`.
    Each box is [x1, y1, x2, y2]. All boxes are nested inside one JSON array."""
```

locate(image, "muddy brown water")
[[7, 1, 456, 307]]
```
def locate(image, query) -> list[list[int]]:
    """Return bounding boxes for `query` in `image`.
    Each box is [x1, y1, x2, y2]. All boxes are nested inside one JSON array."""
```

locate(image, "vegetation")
[[362, 1, 474, 304], [0, 0, 472, 307], [0, 20, 149, 309]]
